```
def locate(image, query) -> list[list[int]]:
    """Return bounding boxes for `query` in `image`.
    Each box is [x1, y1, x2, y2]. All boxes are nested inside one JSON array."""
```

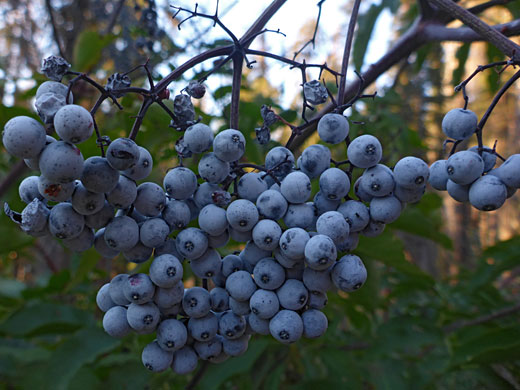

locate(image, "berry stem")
[[475, 68, 520, 150], [230, 54, 243, 129], [129, 99, 153, 141]]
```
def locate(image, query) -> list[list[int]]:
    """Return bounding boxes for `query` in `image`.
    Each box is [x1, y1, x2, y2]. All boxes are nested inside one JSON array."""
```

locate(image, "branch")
[[424, 19, 520, 43], [337, 0, 361, 104], [185, 361, 209, 390], [155, 0, 287, 94], [437, 0, 514, 25], [0, 160, 27, 198], [103, 0, 126, 35], [240, 0, 287, 46], [289, 18, 426, 150], [418, 0, 435, 17], [429, 0, 520, 60], [45, 0, 66, 59], [491, 364, 520, 390], [289, 15, 520, 151], [443, 302, 520, 333]]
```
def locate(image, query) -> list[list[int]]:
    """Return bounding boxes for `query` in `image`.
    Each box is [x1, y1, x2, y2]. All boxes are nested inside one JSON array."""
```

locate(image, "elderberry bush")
[[4, 26, 520, 375]]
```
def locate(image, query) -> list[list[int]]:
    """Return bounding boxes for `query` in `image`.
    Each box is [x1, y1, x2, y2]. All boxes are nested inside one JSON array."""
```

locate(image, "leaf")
[[199, 338, 270, 389], [353, 4, 384, 71], [390, 207, 453, 249], [355, 230, 435, 287], [0, 338, 51, 364], [42, 327, 120, 390], [452, 43, 471, 87], [450, 326, 520, 366], [0, 105, 40, 125], [73, 30, 115, 72], [0, 301, 91, 336], [485, 43, 504, 94], [105, 359, 153, 390], [468, 236, 520, 290]]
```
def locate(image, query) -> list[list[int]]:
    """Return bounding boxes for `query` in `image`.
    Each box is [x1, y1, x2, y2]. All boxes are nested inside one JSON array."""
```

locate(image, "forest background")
[[1, 0, 520, 389]]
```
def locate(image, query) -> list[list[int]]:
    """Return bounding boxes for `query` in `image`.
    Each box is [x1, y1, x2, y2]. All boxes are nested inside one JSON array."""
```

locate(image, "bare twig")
[[293, 0, 326, 60], [424, 19, 520, 43], [171, 1, 240, 45], [454, 60, 513, 108], [104, 0, 126, 35], [491, 364, 520, 390], [45, 0, 66, 59], [337, 0, 361, 105], [443, 302, 520, 333]]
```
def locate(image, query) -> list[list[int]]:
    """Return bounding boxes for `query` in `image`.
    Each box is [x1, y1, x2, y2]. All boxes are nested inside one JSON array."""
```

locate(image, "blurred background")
[[1, 0, 520, 389]]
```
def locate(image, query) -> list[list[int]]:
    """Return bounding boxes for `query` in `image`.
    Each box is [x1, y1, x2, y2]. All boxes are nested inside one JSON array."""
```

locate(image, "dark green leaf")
[[199, 338, 269, 389], [0, 301, 91, 336]]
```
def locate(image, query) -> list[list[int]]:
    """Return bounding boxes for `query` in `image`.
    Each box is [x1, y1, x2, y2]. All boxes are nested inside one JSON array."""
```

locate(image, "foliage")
[[1, 0, 520, 389]]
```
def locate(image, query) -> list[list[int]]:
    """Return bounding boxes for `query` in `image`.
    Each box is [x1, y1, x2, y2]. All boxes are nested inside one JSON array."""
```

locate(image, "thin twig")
[[475, 68, 520, 150], [45, 0, 66, 59], [443, 302, 520, 333], [293, 0, 326, 60], [104, 0, 126, 35], [337, 0, 361, 105], [129, 99, 153, 140], [185, 361, 209, 390], [491, 364, 520, 390]]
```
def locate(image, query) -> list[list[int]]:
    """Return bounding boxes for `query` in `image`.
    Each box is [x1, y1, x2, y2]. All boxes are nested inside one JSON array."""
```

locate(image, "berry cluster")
[[2, 60, 439, 373], [8, 50, 520, 375], [428, 108, 519, 211]]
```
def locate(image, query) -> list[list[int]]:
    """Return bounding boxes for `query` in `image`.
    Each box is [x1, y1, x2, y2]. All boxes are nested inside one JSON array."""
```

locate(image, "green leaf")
[[353, 3, 385, 71], [105, 359, 153, 390], [355, 231, 434, 287], [67, 252, 101, 290], [468, 236, 520, 289], [450, 326, 520, 366], [42, 327, 120, 390], [0, 105, 40, 126], [390, 207, 452, 249], [199, 338, 270, 389], [73, 30, 115, 72], [452, 43, 471, 87], [506, 3, 520, 18], [0, 338, 51, 364], [0, 301, 91, 336], [485, 43, 504, 94]]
